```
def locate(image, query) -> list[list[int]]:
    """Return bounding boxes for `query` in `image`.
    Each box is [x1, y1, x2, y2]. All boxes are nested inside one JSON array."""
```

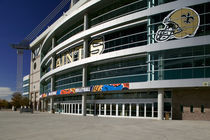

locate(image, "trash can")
[[165, 112, 170, 120]]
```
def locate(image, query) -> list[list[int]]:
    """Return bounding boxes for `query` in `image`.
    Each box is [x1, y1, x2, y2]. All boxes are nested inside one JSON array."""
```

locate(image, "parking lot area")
[[0, 111, 210, 140]]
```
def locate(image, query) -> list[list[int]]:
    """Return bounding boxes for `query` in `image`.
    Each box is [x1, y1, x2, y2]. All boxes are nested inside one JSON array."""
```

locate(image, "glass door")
[[112, 104, 116, 116], [146, 103, 152, 117], [66, 104, 69, 113], [106, 104, 110, 115], [131, 104, 136, 117], [124, 104, 130, 116], [79, 104, 82, 114], [69, 104, 72, 113], [96, 104, 99, 115], [101, 104, 104, 115], [118, 104, 123, 116], [139, 104, 144, 117], [73, 104, 75, 113]]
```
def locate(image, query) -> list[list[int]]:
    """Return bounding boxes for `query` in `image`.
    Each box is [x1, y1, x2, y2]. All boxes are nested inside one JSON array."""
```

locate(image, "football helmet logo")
[[155, 7, 200, 42]]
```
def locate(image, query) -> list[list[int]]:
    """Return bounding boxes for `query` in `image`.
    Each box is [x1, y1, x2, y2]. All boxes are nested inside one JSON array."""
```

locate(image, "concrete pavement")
[[0, 111, 210, 140]]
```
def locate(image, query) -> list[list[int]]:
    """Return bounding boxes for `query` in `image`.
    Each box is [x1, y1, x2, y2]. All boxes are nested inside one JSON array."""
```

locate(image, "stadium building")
[[30, 0, 210, 120]]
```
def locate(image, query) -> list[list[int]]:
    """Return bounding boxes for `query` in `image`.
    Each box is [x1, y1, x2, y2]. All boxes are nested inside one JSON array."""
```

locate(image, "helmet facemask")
[[155, 19, 182, 42]]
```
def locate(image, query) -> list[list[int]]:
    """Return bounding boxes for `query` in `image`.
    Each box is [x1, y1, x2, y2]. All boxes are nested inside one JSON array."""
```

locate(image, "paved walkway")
[[0, 111, 210, 140]]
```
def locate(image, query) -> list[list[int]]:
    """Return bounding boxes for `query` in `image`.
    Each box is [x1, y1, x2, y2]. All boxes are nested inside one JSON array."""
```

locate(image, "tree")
[[11, 92, 22, 108], [20, 97, 29, 107], [0, 99, 2, 109], [0, 99, 10, 109], [11, 92, 29, 108]]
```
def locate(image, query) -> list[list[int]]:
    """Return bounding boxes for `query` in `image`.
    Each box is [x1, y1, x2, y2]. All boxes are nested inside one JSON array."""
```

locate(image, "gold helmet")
[[155, 7, 200, 42]]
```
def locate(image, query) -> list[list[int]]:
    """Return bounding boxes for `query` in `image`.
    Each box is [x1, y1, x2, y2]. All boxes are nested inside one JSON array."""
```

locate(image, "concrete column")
[[50, 97, 54, 113], [136, 104, 139, 117], [41, 99, 44, 112], [51, 76, 54, 92], [110, 104, 112, 116], [116, 104, 118, 116], [70, 0, 74, 8], [104, 104, 106, 116], [158, 89, 164, 120], [81, 13, 89, 117], [99, 104, 101, 115], [82, 94, 87, 116], [83, 39, 88, 58], [82, 66, 87, 87], [51, 55, 55, 70], [84, 13, 88, 30], [129, 104, 131, 117], [147, 53, 151, 81], [43, 99, 46, 112], [122, 104, 125, 116], [33, 93, 36, 111], [83, 13, 89, 58], [52, 37, 55, 49], [82, 64, 87, 116], [144, 104, 146, 117]]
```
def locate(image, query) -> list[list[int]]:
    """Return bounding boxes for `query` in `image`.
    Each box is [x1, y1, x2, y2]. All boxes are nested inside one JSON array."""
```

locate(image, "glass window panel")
[[193, 46, 204, 56], [205, 56, 210, 66], [182, 69, 193, 79], [139, 104, 144, 117], [193, 68, 204, 78], [164, 59, 181, 69], [190, 105, 194, 113], [106, 104, 110, 115], [131, 104, 136, 117], [112, 104, 116, 116], [96, 104, 99, 115], [164, 69, 181, 80], [181, 58, 192, 68], [118, 104, 123, 116], [146, 104, 152, 117], [154, 103, 158, 117], [193, 57, 205, 67], [205, 68, 210, 78], [201, 105, 205, 113], [101, 104, 104, 115], [124, 104, 130, 116]]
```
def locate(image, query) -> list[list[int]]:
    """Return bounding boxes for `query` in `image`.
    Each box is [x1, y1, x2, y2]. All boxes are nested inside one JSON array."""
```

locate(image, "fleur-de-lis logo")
[[181, 13, 194, 24]]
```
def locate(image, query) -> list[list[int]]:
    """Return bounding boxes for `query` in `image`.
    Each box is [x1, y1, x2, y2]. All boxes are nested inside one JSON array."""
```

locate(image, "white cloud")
[[0, 87, 14, 101]]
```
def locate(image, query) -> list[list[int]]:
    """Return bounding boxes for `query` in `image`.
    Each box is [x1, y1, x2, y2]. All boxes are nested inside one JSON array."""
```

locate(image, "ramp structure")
[[10, 0, 71, 92], [11, 40, 29, 92]]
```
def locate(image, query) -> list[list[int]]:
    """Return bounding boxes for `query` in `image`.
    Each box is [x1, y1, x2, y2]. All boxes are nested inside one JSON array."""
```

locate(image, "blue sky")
[[0, 0, 64, 100]]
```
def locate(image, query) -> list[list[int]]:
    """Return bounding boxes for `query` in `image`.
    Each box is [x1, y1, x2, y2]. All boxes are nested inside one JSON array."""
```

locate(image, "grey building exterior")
[[30, 0, 210, 120]]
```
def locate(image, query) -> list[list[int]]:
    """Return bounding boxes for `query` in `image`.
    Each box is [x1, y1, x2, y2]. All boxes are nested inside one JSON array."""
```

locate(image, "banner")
[[90, 83, 129, 92], [56, 88, 76, 95]]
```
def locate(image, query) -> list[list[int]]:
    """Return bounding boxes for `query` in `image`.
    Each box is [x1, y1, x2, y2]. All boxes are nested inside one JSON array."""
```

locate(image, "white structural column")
[[52, 37, 55, 49], [82, 13, 89, 116], [50, 97, 54, 113], [50, 76, 54, 113], [147, 53, 151, 81], [158, 89, 164, 120], [51, 55, 55, 70], [50, 35, 55, 113], [82, 65, 87, 116], [43, 99, 47, 112], [84, 13, 88, 31], [41, 99, 44, 112]]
